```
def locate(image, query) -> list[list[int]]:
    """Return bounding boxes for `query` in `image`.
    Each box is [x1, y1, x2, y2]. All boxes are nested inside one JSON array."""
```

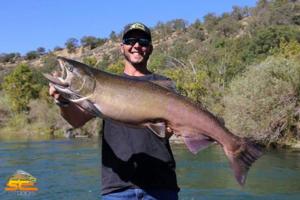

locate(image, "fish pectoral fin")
[[146, 122, 166, 138], [225, 139, 263, 186], [75, 100, 103, 118], [182, 134, 215, 154]]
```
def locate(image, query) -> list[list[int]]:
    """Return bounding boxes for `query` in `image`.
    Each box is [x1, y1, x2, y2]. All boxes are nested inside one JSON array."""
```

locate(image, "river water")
[[0, 138, 299, 200]]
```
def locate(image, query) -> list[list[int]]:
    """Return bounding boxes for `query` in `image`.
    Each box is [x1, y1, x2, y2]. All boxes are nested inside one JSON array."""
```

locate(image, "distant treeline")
[[1, 0, 300, 146], [1, 0, 299, 63]]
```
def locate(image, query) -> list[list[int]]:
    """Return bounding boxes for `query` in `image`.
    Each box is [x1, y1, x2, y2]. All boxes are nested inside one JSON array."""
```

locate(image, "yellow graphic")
[[130, 23, 146, 31], [5, 170, 38, 192]]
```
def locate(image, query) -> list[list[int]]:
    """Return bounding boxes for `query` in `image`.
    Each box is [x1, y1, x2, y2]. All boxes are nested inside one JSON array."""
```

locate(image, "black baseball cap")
[[122, 22, 151, 41]]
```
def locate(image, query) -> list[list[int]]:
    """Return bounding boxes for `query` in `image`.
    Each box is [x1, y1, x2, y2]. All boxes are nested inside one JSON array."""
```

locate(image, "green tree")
[[80, 36, 98, 49], [153, 21, 173, 39], [203, 13, 219, 33], [188, 19, 206, 41], [53, 46, 63, 51], [216, 13, 240, 37], [166, 19, 188, 32], [65, 38, 79, 53], [95, 38, 107, 47], [2, 64, 42, 112], [231, 6, 250, 20], [268, 0, 300, 25], [25, 51, 39, 60], [109, 31, 118, 42], [0, 53, 20, 63], [36, 47, 46, 55]]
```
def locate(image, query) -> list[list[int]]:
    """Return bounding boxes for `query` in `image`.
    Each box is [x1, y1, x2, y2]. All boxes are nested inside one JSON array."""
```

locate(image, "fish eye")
[[65, 62, 73, 72]]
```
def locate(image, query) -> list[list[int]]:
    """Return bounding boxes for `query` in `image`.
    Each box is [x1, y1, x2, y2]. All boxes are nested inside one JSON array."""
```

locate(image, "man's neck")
[[123, 62, 151, 77]]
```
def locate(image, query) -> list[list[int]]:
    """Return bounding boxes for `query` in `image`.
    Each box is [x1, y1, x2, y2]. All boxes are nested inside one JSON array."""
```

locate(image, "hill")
[[1, 0, 300, 147]]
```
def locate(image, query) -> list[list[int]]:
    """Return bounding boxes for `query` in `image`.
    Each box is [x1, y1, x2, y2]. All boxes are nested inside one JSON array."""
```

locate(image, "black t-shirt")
[[101, 73, 179, 195]]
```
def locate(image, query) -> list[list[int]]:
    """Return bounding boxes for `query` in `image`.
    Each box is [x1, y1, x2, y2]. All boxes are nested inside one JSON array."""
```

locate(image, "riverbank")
[[291, 141, 300, 148], [1, 130, 300, 150]]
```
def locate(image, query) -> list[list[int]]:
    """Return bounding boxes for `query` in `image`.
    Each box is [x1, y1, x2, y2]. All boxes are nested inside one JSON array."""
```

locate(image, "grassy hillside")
[[0, 0, 300, 147]]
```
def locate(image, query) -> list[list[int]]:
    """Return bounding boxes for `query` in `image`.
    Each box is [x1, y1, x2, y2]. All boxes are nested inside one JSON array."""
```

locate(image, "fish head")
[[57, 57, 96, 96], [43, 56, 96, 102]]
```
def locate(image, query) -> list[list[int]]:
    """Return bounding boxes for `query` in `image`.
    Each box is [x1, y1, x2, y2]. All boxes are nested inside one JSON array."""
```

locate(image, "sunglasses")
[[123, 38, 151, 47]]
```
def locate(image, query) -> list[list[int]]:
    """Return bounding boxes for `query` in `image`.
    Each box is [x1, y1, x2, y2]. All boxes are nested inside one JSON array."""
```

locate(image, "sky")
[[0, 0, 257, 55]]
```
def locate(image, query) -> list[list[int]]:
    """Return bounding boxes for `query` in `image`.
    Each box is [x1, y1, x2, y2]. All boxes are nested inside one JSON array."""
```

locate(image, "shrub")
[[0, 92, 11, 127], [28, 99, 66, 134], [148, 52, 168, 72], [163, 67, 208, 103], [5, 113, 29, 131], [106, 60, 124, 74], [41, 54, 59, 74], [96, 54, 111, 70], [275, 39, 300, 59], [83, 56, 97, 67], [223, 57, 300, 144], [2, 64, 43, 112]]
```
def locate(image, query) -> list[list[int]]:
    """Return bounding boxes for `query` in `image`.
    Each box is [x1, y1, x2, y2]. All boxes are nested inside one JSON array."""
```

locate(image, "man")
[[50, 22, 179, 200]]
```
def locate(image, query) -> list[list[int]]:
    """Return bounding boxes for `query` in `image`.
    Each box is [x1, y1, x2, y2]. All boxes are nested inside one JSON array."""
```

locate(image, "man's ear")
[[120, 43, 124, 54]]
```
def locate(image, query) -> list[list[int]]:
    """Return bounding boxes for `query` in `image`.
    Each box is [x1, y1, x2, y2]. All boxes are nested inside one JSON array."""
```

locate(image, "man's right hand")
[[48, 85, 94, 128], [49, 84, 61, 101]]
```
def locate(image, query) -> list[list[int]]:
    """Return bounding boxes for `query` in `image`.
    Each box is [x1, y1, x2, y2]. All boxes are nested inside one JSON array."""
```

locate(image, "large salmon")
[[44, 56, 262, 186]]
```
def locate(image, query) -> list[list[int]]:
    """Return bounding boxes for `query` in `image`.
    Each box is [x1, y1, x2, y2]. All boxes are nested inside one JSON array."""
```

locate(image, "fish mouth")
[[43, 73, 69, 87], [43, 57, 73, 87]]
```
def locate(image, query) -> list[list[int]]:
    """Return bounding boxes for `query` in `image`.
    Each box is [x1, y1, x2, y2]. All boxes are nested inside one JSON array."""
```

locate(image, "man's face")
[[121, 30, 153, 66]]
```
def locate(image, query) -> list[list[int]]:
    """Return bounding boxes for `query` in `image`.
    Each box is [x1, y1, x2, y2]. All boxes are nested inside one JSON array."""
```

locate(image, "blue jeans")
[[102, 188, 178, 200]]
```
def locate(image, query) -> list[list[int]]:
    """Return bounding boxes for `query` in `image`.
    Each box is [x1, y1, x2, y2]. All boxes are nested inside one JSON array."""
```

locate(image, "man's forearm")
[[59, 102, 94, 128]]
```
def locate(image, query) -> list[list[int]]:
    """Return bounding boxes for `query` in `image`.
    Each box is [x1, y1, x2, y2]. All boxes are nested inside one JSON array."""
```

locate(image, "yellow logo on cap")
[[130, 23, 146, 31]]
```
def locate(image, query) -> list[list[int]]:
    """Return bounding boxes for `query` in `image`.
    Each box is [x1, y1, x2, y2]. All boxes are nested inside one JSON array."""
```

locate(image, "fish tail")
[[225, 139, 263, 186]]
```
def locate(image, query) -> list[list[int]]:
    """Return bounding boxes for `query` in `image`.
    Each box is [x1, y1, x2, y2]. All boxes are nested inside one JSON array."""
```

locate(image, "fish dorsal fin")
[[146, 122, 166, 138], [182, 134, 215, 154]]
